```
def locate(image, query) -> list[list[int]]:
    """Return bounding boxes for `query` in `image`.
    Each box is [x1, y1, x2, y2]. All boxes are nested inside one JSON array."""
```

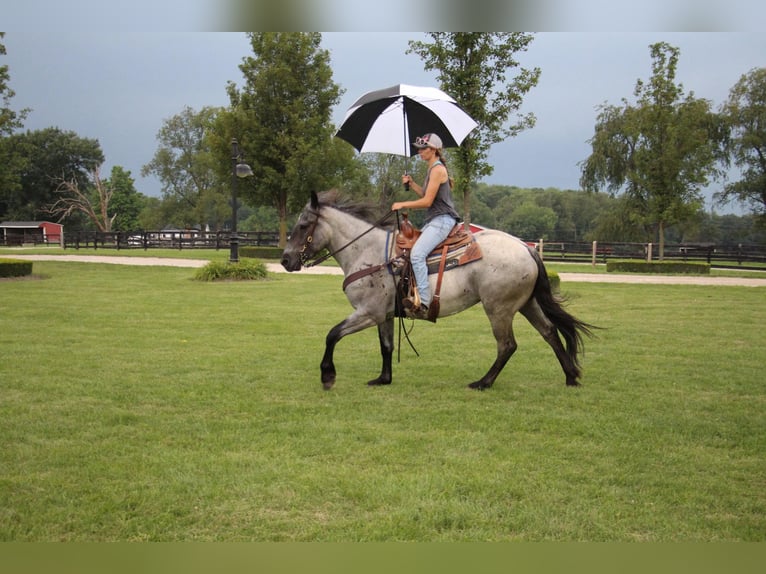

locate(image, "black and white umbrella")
[[335, 84, 478, 157]]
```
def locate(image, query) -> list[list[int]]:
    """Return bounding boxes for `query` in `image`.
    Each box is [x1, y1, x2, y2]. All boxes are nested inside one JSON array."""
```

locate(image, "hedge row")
[[0, 258, 33, 278], [606, 259, 710, 274], [240, 246, 283, 260]]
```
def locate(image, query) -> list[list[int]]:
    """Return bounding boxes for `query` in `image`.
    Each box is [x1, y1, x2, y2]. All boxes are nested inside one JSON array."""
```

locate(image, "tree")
[[580, 42, 724, 258], [407, 33, 540, 227], [1, 128, 104, 221], [225, 32, 343, 246], [47, 166, 116, 232], [504, 200, 557, 240], [103, 166, 144, 231], [0, 33, 29, 137], [0, 33, 31, 215], [716, 67, 766, 224], [142, 106, 225, 230]]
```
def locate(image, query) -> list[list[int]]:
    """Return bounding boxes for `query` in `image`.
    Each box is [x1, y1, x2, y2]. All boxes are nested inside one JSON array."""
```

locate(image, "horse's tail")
[[527, 246, 595, 373]]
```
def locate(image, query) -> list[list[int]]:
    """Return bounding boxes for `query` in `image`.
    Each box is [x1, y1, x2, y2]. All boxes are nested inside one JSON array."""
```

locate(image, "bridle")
[[297, 208, 322, 266], [298, 206, 396, 268], [296, 205, 419, 359]]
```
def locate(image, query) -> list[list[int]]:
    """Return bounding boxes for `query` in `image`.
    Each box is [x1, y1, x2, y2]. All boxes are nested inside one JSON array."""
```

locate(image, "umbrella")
[[335, 84, 478, 157]]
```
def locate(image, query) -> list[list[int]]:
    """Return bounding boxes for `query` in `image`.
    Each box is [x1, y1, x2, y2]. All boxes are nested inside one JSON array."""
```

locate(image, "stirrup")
[[402, 298, 429, 320]]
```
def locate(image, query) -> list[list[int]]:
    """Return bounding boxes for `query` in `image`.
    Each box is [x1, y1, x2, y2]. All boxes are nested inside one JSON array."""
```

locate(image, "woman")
[[392, 133, 461, 319]]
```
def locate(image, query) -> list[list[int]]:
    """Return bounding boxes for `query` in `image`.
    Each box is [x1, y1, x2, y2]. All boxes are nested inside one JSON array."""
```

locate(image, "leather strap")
[[342, 264, 385, 291], [428, 244, 450, 321]]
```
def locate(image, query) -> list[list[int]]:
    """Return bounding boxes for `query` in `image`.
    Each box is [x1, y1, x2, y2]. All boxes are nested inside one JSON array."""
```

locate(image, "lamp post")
[[230, 138, 253, 263]]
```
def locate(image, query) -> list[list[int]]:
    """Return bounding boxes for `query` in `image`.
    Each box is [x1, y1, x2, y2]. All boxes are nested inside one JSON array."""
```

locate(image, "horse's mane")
[[316, 189, 396, 230]]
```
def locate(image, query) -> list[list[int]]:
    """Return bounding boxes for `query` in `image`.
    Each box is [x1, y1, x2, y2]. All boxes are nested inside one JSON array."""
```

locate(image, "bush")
[[240, 246, 283, 260], [194, 259, 269, 282], [547, 270, 560, 291], [0, 258, 33, 278], [606, 259, 710, 274]]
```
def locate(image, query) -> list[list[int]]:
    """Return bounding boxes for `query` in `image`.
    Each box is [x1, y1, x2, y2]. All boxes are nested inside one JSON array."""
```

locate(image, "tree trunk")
[[279, 218, 287, 248], [658, 220, 665, 260]]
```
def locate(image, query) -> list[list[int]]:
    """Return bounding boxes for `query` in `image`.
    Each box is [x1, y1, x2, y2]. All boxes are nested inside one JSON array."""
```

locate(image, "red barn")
[[0, 221, 64, 246]]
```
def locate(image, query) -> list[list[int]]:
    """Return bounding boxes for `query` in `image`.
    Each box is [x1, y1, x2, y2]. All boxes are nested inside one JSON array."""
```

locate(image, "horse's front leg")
[[320, 311, 378, 390], [367, 317, 394, 386]]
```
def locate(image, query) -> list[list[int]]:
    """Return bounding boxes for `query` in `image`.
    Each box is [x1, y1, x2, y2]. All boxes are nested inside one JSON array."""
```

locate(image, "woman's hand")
[[401, 174, 413, 186], [392, 202, 406, 211]]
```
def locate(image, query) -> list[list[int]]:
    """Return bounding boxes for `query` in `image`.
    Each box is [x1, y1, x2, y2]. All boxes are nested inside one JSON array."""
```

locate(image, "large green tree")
[[142, 106, 225, 230], [224, 32, 344, 246], [580, 42, 724, 257], [407, 33, 540, 227], [716, 67, 766, 223], [103, 166, 144, 231], [2, 127, 104, 221]]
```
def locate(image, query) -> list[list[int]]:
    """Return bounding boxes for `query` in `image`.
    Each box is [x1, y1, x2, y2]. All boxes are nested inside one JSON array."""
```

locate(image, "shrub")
[[240, 246, 283, 260], [606, 259, 710, 274], [194, 259, 269, 282], [547, 270, 560, 292], [0, 258, 33, 278]]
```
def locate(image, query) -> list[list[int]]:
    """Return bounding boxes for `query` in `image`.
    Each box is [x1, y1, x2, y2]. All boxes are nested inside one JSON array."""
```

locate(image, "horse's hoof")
[[566, 379, 581, 387], [468, 381, 490, 391], [367, 378, 391, 386], [322, 381, 335, 390]]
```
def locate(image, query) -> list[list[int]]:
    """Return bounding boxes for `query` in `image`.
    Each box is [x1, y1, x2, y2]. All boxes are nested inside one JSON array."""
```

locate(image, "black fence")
[[5, 230, 764, 269], [60, 230, 280, 251], [0, 230, 62, 246], [536, 240, 766, 270]]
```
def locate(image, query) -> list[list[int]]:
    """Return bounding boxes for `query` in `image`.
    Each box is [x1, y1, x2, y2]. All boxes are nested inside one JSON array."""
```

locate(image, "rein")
[[301, 208, 395, 268], [299, 206, 420, 360]]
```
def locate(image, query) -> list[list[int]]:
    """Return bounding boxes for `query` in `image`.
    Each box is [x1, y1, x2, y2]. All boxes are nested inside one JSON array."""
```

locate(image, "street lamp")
[[230, 138, 253, 263]]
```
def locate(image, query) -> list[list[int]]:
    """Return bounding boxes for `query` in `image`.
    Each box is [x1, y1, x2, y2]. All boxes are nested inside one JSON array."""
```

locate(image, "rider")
[[392, 133, 461, 319]]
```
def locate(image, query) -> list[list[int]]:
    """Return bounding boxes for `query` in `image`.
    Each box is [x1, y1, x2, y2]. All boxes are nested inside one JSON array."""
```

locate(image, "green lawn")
[[1, 261, 764, 541]]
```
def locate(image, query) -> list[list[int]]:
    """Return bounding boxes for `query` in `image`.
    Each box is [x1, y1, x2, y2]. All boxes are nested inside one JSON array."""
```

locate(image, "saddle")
[[340, 213, 483, 323], [394, 213, 482, 322]]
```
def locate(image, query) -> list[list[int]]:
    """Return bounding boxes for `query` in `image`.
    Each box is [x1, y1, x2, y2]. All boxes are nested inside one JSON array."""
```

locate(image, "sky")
[[3, 26, 765, 214]]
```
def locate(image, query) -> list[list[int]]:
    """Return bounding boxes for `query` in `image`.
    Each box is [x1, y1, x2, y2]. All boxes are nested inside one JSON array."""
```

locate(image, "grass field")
[[1, 260, 764, 541]]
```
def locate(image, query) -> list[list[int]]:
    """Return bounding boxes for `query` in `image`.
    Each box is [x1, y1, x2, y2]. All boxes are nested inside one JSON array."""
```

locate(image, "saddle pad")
[[425, 239, 482, 275]]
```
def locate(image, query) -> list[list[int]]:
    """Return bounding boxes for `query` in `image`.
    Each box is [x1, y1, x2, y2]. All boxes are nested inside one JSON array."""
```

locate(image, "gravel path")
[[8, 254, 766, 286]]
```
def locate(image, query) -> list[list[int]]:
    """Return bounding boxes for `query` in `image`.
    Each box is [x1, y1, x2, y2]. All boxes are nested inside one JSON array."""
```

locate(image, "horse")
[[281, 190, 594, 391]]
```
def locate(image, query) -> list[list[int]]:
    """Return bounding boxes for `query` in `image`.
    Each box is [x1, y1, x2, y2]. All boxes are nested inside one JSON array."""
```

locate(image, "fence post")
[[647, 243, 652, 262], [539, 238, 544, 261], [591, 240, 597, 267]]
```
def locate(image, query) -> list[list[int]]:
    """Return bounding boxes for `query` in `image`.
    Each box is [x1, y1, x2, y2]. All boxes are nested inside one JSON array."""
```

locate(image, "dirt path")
[[8, 254, 766, 286]]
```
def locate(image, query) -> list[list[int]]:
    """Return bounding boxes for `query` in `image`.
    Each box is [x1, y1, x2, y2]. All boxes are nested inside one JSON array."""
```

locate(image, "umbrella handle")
[[403, 171, 410, 191]]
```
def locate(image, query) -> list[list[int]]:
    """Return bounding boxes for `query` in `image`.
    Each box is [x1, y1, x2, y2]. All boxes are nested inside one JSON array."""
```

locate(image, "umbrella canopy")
[[335, 84, 478, 157]]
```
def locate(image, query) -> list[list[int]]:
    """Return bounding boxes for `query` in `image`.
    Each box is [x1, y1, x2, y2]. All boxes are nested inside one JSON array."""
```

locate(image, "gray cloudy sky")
[[3, 30, 765, 213]]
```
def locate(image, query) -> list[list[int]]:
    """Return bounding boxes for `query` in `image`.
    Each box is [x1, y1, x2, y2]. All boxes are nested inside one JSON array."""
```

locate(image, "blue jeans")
[[410, 215, 456, 308]]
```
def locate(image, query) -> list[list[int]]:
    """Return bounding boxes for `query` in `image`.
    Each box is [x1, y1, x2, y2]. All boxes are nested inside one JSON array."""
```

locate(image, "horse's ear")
[[310, 191, 319, 210]]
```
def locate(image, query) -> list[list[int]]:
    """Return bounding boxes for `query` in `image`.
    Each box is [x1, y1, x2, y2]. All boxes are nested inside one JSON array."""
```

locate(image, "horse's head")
[[281, 191, 326, 271]]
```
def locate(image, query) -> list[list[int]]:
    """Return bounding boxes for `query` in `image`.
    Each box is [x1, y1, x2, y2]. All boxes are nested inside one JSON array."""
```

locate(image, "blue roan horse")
[[281, 190, 594, 390]]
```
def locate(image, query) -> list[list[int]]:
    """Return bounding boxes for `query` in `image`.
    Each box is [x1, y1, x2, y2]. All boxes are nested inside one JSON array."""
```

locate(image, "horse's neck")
[[323, 208, 387, 272]]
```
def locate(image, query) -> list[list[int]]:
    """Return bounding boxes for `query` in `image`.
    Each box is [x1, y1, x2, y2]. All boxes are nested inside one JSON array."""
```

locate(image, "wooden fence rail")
[[536, 240, 766, 269]]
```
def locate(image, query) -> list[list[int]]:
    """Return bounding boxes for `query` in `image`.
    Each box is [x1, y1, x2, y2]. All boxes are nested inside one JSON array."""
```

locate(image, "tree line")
[[1, 33, 764, 253]]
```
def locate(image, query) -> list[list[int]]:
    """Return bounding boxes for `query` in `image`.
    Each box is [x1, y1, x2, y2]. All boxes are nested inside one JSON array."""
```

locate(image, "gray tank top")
[[423, 161, 460, 224]]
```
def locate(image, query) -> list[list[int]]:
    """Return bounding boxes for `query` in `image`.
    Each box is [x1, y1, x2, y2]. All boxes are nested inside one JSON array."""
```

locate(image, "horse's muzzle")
[[281, 254, 302, 272]]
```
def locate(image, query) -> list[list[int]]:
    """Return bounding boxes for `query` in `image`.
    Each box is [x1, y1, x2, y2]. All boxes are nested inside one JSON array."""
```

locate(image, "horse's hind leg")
[[469, 311, 518, 390], [520, 298, 581, 387]]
